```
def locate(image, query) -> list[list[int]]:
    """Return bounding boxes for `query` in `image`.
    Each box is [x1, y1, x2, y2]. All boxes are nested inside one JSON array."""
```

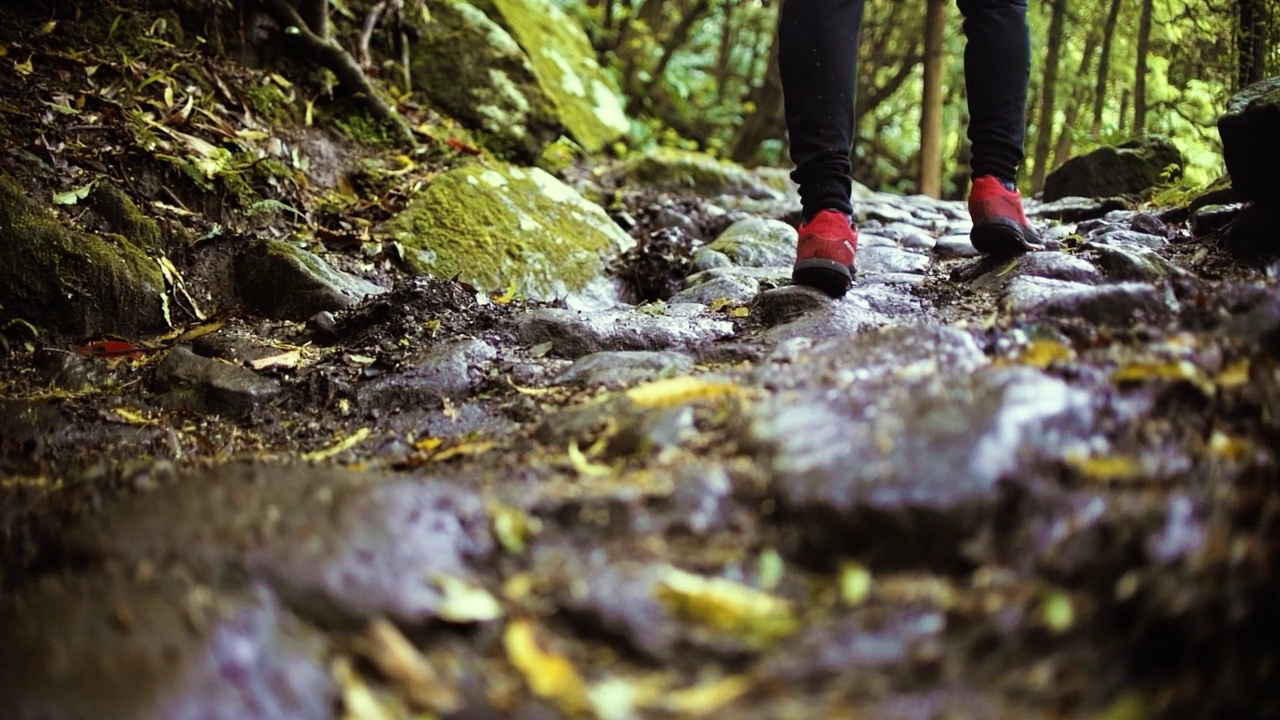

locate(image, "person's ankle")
[[975, 175, 1019, 193]]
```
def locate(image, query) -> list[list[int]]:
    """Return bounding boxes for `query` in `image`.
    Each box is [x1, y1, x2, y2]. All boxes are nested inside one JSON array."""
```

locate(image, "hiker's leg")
[[956, 0, 1030, 184]]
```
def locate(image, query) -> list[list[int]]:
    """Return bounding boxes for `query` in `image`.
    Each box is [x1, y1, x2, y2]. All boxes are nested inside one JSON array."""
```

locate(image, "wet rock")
[[358, 338, 498, 407], [155, 346, 281, 417], [690, 247, 733, 272], [757, 324, 987, 389], [1005, 278, 1172, 326], [749, 367, 1090, 564], [1088, 228, 1168, 249], [1043, 135, 1183, 201], [763, 285, 927, 344], [557, 561, 685, 662], [0, 571, 332, 720], [90, 182, 166, 253], [768, 611, 945, 680], [236, 240, 385, 321], [880, 222, 937, 251], [0, 172, 167, 338], [669, 273, 759, 305], [34, 350, 108, 392], [748, 285, 831, 328], [1191, 203, 1245, 237], [971, 252, 1102, 294], [665, 465, 735, 536], [1218, 76, 1280, 203], [306, 310, 339, 343], [935, 234, 981, 259], [857, 246, 931, 276], [517, 307, 734, 358], [1027, 196, 1128, 222], [705, 217, 796, 268], [858, 204, 914, 225], [1089, 243, 1191, 284], [71, 465, 494, 625], [191, 329, 285, 364], [1129, 212, 1174, 238], [383, 163, 634, 308], [653, 206, 701, 237], [554, 350, 694, 389]]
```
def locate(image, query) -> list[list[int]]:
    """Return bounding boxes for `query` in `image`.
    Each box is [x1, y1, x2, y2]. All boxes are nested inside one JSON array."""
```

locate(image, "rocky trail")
[[4, 173, 1279, 718]]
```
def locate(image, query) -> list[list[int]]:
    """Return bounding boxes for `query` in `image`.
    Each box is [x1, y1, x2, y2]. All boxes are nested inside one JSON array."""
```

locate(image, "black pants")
[[779, 0, 1031, 218]]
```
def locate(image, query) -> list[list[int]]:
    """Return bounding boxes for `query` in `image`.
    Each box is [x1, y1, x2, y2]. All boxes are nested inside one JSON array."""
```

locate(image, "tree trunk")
[[1091, 0, 1123, 135], [296, 0, 328, 38], [1052, 29, 1100, 171], [1237, 0, 1267, 88], [919, 0, 946, 197], [1030, 0, 1068, 191], [1134, 0, 1154, 134], [729, 25, 784, 164]]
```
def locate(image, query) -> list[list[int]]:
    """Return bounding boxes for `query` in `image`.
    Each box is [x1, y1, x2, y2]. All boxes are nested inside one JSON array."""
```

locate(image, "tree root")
[[259, 0, 415, 145]]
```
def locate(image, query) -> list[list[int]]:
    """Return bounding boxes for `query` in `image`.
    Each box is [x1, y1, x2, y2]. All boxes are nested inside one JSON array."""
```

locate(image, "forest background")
[[559, 0, 1279, 199]]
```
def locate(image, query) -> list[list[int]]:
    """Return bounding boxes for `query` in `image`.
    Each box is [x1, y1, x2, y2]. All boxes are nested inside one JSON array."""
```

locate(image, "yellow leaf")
[[1089, 692, 1147, 720], [413, 436, 444, 453], [333, 656, 396, 720], [1216, 358, 1250, 388], [1040, 590, 1074, 633], [568, 439, 612, 477], [434, 576, 503, 622], [14, 56, 33, 75], [491, 503, 541, 553], [838, 561, 872, 606], [303, 427, 371, 462], [757, 549, 784, 591], [624, 376, 738, 409], [728, 306, 749, 318], [1208, 431, 1252, 462], [1112, 360, 1213, 396], [176, 319, 226, 342], [507, 375, 552, 396], [432, 440, 494, 462], [35, 20, 57, 36], [654, 567, 798, 644], [363, 618, 460, 713], [1064, 451, 1145, 482], [112, 408, 155, 426], [1015, 339, 1076, 368], [504, 620, 589, 715], [659, 675, 751, 716], [0, 44, 8, 57]]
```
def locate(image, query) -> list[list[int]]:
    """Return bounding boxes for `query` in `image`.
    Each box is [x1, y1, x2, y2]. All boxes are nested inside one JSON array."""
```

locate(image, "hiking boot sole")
[[793, 258, 853, 298], [971, 217, 1043, 256]]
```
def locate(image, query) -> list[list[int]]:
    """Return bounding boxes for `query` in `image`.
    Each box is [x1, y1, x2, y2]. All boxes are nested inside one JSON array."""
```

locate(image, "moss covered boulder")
[[0, 173, 166, 338], [1218, 76, 1280, 203], [479, 0, 630, 152], [410, 1, 560, 159], [621, 148, 784, 198], [1043, 135, 1183, 202], [236, 240, 387, 321], [383, 162, 634, 306]]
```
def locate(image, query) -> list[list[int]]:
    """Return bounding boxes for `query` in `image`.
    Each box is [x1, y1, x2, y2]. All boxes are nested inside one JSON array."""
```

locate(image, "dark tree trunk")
[[1091, 0, 1123, 135], [1237, 0, 1268, 88], [1134, 0, 1154, 134], [1030, 0, 1068, 191], [729, 26, 784, 165], [1052, 28, 1100, 171]]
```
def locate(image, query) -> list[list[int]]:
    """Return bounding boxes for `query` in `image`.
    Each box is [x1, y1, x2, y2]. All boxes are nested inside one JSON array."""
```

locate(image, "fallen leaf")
[[35, 20, 57, 36], [77, 340, 143, 360], [1065, 452, 1145, 483], [302, 427, 371, 462], [568, 439, 612, 477], [111, 408, 156, 426], [839, 561, 872, 606], [248, 349, 301, 371], [757, 549, 784, 591], [332, 656, 396, 720], [52, 181, 95, 205], [504, 620, 589, 715], [362, 618, 460, 713], [176, 319, 226, 342], [624, 376, 738, 409], [507, 375, 552, 396], [491, 503, 541, 553], [14, 56, 33, 75], [1016, 339, 1076, 368], [1040, 589, 1074, 634], [1112, 360, 1213, 396], [1216, 358, 1250, 389], [413, 436, 444, 453], [1208, 430, 1252, 462], [432, 440, 494, 462], [658, 675, 751, 716], [434, 576, 503, 622], [654, 566, 798, 645]]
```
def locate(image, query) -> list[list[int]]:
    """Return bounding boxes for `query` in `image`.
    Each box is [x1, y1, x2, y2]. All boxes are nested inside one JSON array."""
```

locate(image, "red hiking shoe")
[[968, 176, 1042, 255], [792, 209, 857, 297]]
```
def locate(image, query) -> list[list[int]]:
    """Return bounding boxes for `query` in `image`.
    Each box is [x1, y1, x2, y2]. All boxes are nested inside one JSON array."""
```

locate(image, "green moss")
[[483, 0, 629, 152], [323, 99, 403, 147], [382, 163, 632, 298], [241, 81, 299, 126], [0, 174, 165, 338], [622, 148, 765, 196], [91, 183, 165, 253]]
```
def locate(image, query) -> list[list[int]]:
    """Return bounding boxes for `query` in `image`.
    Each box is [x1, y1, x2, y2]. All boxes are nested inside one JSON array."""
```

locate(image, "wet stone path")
[[2, 188, 1279, 719]]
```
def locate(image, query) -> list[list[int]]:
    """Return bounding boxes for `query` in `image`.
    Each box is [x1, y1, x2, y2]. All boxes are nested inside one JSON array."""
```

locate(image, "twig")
[[357, 0, 388, 69]]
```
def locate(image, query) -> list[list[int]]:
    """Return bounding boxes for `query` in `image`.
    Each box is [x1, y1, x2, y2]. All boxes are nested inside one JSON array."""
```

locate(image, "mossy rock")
[[409, 1, 560, 159], [1218, 76, 1280, 203], [0, 173, 166, 338], [90, 183, 165, 253], [382, 162, 634, 305], [235, 240, 387, 321], [706, 218, 797, 268], [479, 0, 630, 152], [1043, 135, 1183, 202], [622, 148, 782, 198]]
